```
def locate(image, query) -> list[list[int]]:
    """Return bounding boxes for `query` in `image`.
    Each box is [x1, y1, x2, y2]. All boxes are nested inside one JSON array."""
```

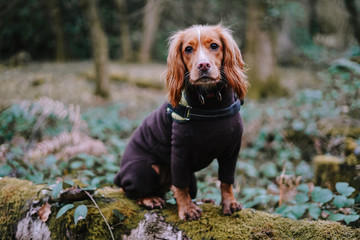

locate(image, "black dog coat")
[[114, 85, 243, 199]]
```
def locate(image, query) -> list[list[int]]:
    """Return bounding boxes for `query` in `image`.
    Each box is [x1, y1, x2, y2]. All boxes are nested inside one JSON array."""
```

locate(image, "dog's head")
[[166, 24, 248, 107]]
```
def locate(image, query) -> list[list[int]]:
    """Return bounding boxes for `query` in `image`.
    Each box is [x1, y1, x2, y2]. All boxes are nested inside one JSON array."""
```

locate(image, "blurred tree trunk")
[[244, 0, 285, 99], [114, 0, 133, 61], [139, 0, 164, 63], [312, 0, 351, 50], [80, 0, 110, 98], [343, 0, 360, 45], [46, 0, 66, 62], [308, 0, 319, 36]]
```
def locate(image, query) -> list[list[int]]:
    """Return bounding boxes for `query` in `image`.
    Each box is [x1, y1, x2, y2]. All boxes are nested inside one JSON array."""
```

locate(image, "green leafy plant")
[[274, 182, 359, 225], [46, 180, 126, 240]]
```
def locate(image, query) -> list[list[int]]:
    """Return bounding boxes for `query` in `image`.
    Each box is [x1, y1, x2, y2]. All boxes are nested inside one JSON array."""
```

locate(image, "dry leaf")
[[38, 202, 51, 222]]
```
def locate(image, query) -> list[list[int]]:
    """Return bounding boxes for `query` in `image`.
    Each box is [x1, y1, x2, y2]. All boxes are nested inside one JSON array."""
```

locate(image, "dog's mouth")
[[193, 77, 219, 85]]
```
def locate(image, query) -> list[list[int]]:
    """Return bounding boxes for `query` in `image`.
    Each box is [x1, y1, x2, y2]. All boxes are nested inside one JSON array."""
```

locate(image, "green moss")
[[48, 187, 144, 239], [313, 155, 357, 190], [344, 138, 357, 153], [2, 178, 359, 239], [325, 127, 360, 138], [162, 204, 360, 239], [0, 177, 44, 240], [247, 74, 288, 99]]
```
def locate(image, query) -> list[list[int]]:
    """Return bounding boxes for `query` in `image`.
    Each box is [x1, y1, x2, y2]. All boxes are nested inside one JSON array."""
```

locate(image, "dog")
[[114, 24, 248, 220]]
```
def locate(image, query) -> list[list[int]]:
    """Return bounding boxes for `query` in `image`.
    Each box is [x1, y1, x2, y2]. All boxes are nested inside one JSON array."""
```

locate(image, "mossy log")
[[313, 155, 356, 190], [1, 177, 359, 240], [313, 138, 360, 191]]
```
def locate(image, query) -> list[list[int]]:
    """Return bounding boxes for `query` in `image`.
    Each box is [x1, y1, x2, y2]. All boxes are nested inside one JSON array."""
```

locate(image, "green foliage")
[[241, 187, 279, 209], [82, 103, 134, 142], [0, 104, 36, 143], [56, 204, 75, 219], [272, 183, 359, 225], [233, 58, 360, 225], [112, 209, 125, 221], [74, 205, 88, 225], [52, 181, 63, 199], [336, 182, 356, 197], [1, 56, 359, 227], [311, 187, 333, 205], [0, 100, 130, 188]]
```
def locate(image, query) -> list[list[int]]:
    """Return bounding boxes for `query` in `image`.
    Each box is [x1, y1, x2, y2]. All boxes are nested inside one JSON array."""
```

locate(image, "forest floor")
[[0, 61, 319, 115], [1, 61, 359, 228]]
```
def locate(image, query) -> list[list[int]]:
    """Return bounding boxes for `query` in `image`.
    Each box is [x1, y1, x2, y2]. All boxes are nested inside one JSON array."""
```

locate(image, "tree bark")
[[80, 0, 110, 98], [343, 0, 360, 45], [244, 0, 286, 99], [138, 0, 164, 63], [46, 0, 66, 62], [2, 177, 360, 240], [308, 0, 319, 37], [114, 0, 133, 61]]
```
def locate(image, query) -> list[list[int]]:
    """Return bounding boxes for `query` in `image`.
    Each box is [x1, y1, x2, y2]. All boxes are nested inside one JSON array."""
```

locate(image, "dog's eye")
[[184, 46, 193, 54], [210, 43, 219, 50]]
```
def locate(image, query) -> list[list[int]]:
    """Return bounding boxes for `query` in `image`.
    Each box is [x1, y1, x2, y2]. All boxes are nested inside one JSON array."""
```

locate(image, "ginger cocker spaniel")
[[114, 24, 248, 220]]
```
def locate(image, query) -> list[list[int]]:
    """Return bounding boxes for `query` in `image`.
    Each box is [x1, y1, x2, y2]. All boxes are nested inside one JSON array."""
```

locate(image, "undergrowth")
[[0, 57, 359, 226]]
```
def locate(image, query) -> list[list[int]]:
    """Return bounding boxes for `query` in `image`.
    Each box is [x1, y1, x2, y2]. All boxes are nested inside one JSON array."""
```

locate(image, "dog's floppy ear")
[[218, 26, 248, 100], [166, 31, 186, 107]]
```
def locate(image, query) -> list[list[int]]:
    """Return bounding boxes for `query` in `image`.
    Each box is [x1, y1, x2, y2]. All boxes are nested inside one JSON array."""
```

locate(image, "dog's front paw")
[[178, 201, 202, 221], [221, 200, 242, 215], [137, 196, 165, 209]]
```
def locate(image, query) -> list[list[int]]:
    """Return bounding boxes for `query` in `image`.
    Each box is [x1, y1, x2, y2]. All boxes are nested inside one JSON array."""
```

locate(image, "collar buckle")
[[185, 105, 192, 121]]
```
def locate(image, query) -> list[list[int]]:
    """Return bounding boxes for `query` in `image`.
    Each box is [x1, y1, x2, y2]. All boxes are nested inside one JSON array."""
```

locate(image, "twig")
[[84, 190, 115, 240], [278, 163, 286, 206]]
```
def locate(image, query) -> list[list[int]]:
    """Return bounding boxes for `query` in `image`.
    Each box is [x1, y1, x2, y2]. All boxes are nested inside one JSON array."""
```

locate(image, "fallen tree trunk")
[[0, 177, 359, 240]]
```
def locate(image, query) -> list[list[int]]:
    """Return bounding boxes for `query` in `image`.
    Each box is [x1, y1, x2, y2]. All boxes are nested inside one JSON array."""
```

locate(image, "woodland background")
[[0, 0, 360, 234]]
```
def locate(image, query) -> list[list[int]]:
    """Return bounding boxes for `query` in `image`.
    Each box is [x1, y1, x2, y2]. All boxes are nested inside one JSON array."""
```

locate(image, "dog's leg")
[[172, 186, 202, 220], [135, 164, 170, 209], [220, 182, 242, 215]]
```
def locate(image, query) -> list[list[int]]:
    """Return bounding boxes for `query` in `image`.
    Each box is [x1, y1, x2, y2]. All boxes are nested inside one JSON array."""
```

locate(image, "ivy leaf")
[[329, 213, 345, 222], [244, 199, 261, 208], [45, 155, 57, 167], [297, 183, 309, 194], [292, 205, 307, 219], [56, 204, 74, 219], [295, 193, 309, 203], [308, 203, 321, 220], [335, 182, 355, 197], [346, 198, 355, 206], [112, 209, 125, 221], [74, 205, 88, 225], [343, 215, 359, 225], [70, 161, 84, 169], [311, 187, 333, 205], [275, 205, 288, 215], [260, 162, 278, 178], [0, 165, 12, 177], [52, 182, 63, 199], [333, 195, 348, 208]]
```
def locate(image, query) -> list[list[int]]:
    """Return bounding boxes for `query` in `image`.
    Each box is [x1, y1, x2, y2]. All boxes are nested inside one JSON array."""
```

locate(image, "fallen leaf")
[[38, 202, 52, 222]]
